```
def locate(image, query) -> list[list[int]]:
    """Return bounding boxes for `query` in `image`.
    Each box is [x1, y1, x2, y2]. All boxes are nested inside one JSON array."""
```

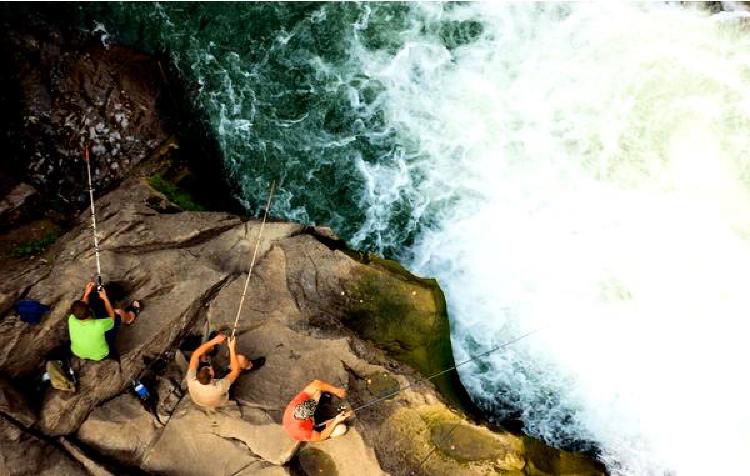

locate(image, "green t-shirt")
[[68, 314, 114, 361]]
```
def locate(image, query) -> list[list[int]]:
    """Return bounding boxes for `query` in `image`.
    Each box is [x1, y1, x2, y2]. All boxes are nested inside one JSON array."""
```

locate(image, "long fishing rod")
[[406, 328, 546, 475], [352, 327, 546, 413], [230, 181, 276, 338], [83, 146, 103, 289]]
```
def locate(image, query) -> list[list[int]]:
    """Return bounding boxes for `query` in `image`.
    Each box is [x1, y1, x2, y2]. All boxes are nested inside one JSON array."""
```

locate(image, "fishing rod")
[[404, 327, 546, 475], [230, 181, 276, 338], [351, 327, 546, 413], [131, 182, 276, 398], [83, 146, 103, 289]]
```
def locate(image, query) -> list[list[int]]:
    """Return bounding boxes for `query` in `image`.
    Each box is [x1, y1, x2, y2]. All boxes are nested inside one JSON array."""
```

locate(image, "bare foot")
[[238, 355, 252, 370], [238, 355, 266, 372], [123, 300, 142, 325]]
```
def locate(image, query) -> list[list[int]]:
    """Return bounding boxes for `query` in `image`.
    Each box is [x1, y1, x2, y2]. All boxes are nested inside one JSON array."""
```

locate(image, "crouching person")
[[283, 379, 354, 441], [68, 282, 117, 361], [68, 282, 142, 361], [185, 334, 261, 409]]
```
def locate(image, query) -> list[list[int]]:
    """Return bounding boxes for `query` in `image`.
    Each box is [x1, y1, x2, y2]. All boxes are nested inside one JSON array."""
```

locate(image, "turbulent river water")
[[77, 3, 750, 474]]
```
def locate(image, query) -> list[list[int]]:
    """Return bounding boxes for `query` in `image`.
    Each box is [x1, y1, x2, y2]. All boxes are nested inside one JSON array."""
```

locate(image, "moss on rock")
[[296, 446, 339, 476], [432, 423, 509, 462], [522, 436, 605, 476], [364, 371, 401, 400], [148, 174, 206, 212], [383, 405, 526, 475], [343, 252, 473, 411]]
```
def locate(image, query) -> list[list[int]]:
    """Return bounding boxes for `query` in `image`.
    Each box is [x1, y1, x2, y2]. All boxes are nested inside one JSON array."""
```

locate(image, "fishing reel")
[[336, 404, 353, 417]]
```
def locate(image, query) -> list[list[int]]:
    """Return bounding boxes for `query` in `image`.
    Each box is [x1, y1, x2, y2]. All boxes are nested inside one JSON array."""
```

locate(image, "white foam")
[[353, 3, 750, 474]]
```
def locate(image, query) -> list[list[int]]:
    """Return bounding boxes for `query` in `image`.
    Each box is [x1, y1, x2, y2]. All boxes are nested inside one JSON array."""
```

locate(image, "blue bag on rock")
[[14, 299, 50, 325]]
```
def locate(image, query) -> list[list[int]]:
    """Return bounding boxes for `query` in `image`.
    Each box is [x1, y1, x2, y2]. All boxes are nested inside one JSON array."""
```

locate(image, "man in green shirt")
[[68, 282, 120, 361]]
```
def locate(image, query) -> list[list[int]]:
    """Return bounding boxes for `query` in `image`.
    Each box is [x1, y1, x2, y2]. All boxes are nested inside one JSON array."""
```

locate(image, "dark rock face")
[[0, 376, 37, 428], [0, 24, 170, 211], [0, 182, 38, 230]]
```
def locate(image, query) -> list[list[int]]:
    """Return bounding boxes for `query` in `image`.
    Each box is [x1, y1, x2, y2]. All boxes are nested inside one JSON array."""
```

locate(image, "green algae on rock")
[[342, 251, 472, 411], [148, 174, 206, 212], [364, 371, 401, 400], [296, 447, 339, 476], [431, 423, 510, 462], [383, 405, 526, 475], [382, 405, 604, 476], [523, 436, 604, 476]]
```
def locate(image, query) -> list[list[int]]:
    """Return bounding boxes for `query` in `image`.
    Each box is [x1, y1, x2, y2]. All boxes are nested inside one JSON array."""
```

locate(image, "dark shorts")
[[104, 314, 122, 357], [312, 392, 339, 431]]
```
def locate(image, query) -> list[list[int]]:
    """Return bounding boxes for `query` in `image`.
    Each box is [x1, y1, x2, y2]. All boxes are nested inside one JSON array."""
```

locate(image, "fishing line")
[[352, 327, 546, 413], [231, 181, 276, 338]]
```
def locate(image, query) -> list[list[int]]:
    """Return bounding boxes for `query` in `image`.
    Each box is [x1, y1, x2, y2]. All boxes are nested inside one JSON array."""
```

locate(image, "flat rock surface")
[[303, 427, 387, 476], [0, 415, 87, 476], [77, 393, 159, 466]]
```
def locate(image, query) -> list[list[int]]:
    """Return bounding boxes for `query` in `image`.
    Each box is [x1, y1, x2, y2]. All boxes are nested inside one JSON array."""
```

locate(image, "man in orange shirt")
[[282, 379, 353, 441]]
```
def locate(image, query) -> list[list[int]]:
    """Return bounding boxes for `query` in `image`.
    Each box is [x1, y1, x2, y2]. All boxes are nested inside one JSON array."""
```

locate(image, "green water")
[[72, 2, 480, 255]]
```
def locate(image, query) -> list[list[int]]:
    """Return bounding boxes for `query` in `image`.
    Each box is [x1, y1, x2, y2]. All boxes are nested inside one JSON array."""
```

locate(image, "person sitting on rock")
[[68, 282, 141, 361], [185, 333, 264, 409], [283, 379, 354, 441]]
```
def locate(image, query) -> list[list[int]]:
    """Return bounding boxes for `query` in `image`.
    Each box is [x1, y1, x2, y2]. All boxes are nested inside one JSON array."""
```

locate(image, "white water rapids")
[[352, 3, 750, 475]]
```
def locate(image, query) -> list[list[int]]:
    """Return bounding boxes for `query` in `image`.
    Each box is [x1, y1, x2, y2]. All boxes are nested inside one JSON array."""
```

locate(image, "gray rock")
[[141, 399, 280, 476], [3, 26, 171, 209], [77, 394, 159, 466], [58, 437, 115, 476], [0, 415, 87, 476], [0, 183, 38, 227], [300, 427, 386, 476]]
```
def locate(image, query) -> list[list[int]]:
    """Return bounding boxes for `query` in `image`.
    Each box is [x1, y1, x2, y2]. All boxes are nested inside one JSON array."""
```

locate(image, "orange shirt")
[[283, 391, 315, 441]]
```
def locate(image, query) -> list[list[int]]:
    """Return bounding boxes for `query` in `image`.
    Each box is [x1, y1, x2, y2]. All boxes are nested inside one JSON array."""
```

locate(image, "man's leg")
[[104, 314, 122, 355]]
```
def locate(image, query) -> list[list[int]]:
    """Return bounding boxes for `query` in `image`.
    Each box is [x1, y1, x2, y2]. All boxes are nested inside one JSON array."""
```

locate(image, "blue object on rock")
[[132, 379, 150, 400], [14, 299, 50, 325]]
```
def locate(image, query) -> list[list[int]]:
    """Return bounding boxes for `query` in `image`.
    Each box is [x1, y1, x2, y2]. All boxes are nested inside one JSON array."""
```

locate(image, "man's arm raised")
[[226, 336, 241, 383], [188, 333, 226, 371], [82, 282, 95, 304], [303, 379, 347, 399], [97, 288, 115, 320]]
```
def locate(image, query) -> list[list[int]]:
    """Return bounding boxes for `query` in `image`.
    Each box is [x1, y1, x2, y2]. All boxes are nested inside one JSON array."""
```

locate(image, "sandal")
[[123, 300, 142, 325]]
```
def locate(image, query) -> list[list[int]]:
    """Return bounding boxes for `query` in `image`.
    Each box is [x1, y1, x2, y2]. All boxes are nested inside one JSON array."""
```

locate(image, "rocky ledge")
[[0, 176, 604, 476]]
